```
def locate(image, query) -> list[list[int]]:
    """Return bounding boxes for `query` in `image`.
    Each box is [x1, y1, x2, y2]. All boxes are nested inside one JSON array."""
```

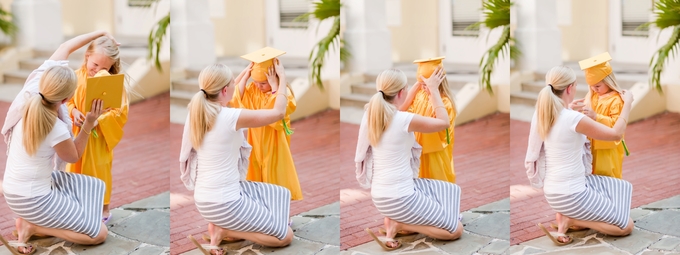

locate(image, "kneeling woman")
[[180, 62, 294, 255], [526, 66, 634, 245], [1, 59, 106, 253], [355, 68, 463, 251]]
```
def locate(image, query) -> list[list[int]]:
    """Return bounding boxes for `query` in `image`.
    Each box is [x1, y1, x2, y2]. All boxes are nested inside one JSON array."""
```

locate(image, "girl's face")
[[254, 80, 272, 93], [86, 51, 115, 77], [590, 81, 611, 96]]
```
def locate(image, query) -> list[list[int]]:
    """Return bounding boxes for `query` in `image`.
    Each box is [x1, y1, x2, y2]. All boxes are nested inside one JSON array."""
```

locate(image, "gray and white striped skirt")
[[195, 181, 291, 240], [545, 175, 632, 229], [4, 171, 105, 238], [372, 178, 461, 233]]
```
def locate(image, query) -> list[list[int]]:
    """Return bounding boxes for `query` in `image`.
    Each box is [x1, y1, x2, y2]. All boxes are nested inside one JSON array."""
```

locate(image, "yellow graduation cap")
[[579, 52, 613, 85], [241, 47, 286, 82], [85, 70, 124, 112], [413, 56, 445, 82]]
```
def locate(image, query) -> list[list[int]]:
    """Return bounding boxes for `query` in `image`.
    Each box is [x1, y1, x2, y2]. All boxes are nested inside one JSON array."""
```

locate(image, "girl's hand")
[[422, 67, 445, 92], [266, 65, 279, 92], [72, 108, 85, 127]]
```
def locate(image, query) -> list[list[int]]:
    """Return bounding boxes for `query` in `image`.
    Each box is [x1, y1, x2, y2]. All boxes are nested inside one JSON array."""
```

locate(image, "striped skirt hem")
[[545, 175, 632, 229], [196, 181, 291, 240], [4, 171, 105, 238], [372, 178, 461, 233]]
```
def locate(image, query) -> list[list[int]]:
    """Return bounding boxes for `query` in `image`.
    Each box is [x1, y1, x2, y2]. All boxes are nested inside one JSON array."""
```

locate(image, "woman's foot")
[[383, 217, 402, 239], [14, 218, 36, 254]]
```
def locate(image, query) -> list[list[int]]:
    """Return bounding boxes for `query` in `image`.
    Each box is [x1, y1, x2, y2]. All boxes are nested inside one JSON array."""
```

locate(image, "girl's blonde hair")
[[438, 77, 457, 115], [585, 73, 623, 107], [366, 69, 407, 146], [535, 66, 576, 140], [81, 36, 135, 104], [188, 64, 234, 149], [22, 66, 77, 155]]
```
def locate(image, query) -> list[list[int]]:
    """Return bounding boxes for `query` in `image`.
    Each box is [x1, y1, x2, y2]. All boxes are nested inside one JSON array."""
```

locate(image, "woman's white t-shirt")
[[542, 108, 588, 195], [193, 107, 244, 203], [367, 111, 417, 199], [3, 119, 71, 197]]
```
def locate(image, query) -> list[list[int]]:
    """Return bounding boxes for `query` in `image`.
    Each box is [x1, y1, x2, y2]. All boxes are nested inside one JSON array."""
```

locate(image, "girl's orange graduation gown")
[[407, 89, 456, 183], [66, 68, 128, 205], [232, 82, 303, 200]]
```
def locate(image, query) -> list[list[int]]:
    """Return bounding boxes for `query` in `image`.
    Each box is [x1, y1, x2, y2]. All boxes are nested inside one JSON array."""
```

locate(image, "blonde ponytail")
[[188, 64, 234, 149], [22, 66, 77, 155], [366, 69, 407, 146], [536, 66, 576, 140]]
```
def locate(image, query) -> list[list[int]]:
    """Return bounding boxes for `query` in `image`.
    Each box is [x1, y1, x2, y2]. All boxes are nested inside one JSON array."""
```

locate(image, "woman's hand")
[[266, 65, 279, 92], [569, 98, 586, 112], [273, 58, 285, 76], [102, 31, 121, 46], [620, 90, 634, 104], [581, 106, 596, 120], [422, 67, 445, 93], [236, 63, 253, 84]]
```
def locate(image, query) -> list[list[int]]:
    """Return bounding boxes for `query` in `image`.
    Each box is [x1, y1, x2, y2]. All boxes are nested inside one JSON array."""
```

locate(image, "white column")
[[170, 0, 215, 70], [12, 0, 63, 49], [343, 0, 392, 73], [514, 0, 562, 74]]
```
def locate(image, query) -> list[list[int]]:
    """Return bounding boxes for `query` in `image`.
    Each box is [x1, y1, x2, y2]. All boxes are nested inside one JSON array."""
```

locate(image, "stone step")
[[4, 70, 32, 84], [510, 91, 538, 106], [170, 90, 194, 107], [340, 93, 372, 108], [19, 58, 82, 70], [172, 78, 198, 93], [0, 83, 25, 102], [362, 73, 476, 90], [521, 80, 590, 98]]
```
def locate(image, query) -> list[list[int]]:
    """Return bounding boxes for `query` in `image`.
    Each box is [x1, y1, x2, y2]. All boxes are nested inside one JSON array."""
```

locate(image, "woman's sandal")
[[365, 228, 402, 251], [201, 234, 244, 243], [378, 227, 416, 237], [11, 230, 48, 240], [549, 223, 589, 232], [537, 223, 573, 246], [0, 235, 36, 255], [188, 235, 225, 255]]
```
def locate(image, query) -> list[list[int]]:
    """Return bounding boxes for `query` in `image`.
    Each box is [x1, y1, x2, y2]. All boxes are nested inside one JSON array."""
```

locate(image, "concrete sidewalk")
[[510, 113, 680, 245], [344, 198, 510, 255], [180, 202, 340, 255], [170, 110, 341, 254], [0, 192, 170, 255], [510, 195, 680, 255], [340, 112, 511, 250], [0, 93, 171, 254]]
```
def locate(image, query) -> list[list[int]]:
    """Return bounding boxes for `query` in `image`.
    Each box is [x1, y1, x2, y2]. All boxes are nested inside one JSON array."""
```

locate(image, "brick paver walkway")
[[339, 113, 510, 250], [0, 93, 171, 244], [510, 112, 680, 245], [169, 109, 340, 254]]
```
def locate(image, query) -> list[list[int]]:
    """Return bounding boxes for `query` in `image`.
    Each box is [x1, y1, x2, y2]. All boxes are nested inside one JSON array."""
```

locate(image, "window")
[[451, 0, 481, 36], [280, 0, 310, 29], [621, 0, 652, 37]]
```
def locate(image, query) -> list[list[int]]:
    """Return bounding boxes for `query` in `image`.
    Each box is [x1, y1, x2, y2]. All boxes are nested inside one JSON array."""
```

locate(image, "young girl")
[[230, 48, 303, 200], [399, 57, 457, 183], [579, 53, 625, 179], [0, 32, 110, 254], [66, 33, 128, 223]]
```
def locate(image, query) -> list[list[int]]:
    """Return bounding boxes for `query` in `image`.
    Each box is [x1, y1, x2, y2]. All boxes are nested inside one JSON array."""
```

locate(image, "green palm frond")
[[309, 16, 340, 89], [148, 13, 169, 72], [473, 0, 514, 94], [650, 26, 680, 93], [296, 0, 343, 89], [480, 26, 510, 94], [0, 5, 17, 37], [645, 0, 680, 93]]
